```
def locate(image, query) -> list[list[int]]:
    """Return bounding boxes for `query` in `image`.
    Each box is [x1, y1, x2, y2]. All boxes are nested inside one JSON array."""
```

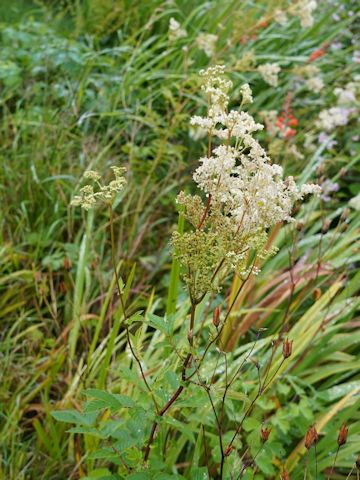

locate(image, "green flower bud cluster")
[[71, 166, 126, 210], [171, 194, 278, 302]]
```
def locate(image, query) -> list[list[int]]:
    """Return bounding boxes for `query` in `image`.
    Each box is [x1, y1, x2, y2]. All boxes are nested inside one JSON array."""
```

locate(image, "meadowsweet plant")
[[173, 65, 320, 303], [56, 65, 324, 479]]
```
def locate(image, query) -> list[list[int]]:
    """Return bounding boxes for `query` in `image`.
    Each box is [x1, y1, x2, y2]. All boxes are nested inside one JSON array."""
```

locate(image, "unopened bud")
[[63, 257, 72, 271], [305, 425, 318, 450], [313, 288, 321, 301], [321, 218, 331, 234], [260, 426, 272, 443], [356, 453, 360, 470], [187, 329, 193, 344], [59, 281, 67, 293], [337, 423, 349, 447], [341, 223, 348, 233], [282, 338, 293, 359], [213, 306, 220, 328], [340, 208, 350, 222], [296, 221, 303, 231], [293, 203, 300, 215]]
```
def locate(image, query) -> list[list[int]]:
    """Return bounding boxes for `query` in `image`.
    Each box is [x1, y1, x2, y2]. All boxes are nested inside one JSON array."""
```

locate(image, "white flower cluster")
[[274, 9, 288, 26], [317, 107, 351, 131], [306, 76, 324, 93], [275, 1, 317, 28], [290, 0, 317, 27], [334, 75, 360, 105], [317, 75, 359, 130], [168, 18, 187, 42], [240, 83, 253, 104], [349, 193, 360, 211], [196, 33, 218, 57], [258, 63, 281, 87], [184, 65, 321, 234], [71, 167, 126, 210]]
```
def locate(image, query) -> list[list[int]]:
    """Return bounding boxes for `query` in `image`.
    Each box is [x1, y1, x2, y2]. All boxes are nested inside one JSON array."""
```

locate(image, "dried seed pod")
[[337, 423, 349, 447], [260, 426, 272, 443], [313, 288, 321, 301], [187, 329, 193, 344], [340, 208, 350, 222], [321, 218, 331, 234], [63, 257, 72, 271], [213, 306, 220, 328], [305, 425, 318, 450], [282, 339, 293, 359]]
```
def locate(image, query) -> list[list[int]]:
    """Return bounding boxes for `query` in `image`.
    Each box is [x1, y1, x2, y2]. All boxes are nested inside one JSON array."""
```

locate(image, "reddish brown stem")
[[197, 194, 212, 230], [143, 303, 197, 462]]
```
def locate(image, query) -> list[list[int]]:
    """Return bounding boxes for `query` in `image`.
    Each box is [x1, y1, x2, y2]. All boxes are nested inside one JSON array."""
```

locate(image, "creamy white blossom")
[[197, 33, 218, 57], [317, 107, 353, 131], [290, 0, 317, 27], [240, 83, 253, 104], [258, 63, 281, 87], [168, 18, 187, 41], [186, 65, 320, 234], [349, 193, 360, 210], [275, 9, 288, 25], [306, 77, 324, 93]]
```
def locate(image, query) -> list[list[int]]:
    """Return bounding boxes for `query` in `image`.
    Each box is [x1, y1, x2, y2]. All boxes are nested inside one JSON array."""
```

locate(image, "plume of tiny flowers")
[[168, 18, 187, 42], [289, 0, 317, 28], [172, 66, 321, 300], [258, 63, 281, 87], [196, 33, 218, 57], [71, 167, 126, 210]]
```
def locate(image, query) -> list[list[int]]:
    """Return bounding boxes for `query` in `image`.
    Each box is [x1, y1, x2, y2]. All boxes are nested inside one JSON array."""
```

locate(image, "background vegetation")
[[1, 0, 359, 479]]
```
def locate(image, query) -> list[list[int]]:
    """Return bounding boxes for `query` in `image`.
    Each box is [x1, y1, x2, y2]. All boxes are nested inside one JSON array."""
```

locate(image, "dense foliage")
[[1, 0, 360, 479]]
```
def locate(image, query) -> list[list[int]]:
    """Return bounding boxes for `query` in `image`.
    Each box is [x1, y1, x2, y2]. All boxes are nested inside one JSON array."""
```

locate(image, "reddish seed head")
[[337, 423, 349, 447], [59, 281, 67, 293], [260, 426, 272, 442], [251, 34, 257, 39], [305, 425, 318, 450], [260, 21, 268, 27]]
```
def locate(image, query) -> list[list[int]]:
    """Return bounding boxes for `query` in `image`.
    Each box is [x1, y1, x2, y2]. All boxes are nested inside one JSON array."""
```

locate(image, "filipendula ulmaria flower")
[[171, 66, 321, 303]]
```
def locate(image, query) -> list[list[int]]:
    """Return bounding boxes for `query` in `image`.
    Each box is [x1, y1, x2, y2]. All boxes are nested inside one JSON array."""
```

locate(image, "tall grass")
[[0, 0, 359, 478]]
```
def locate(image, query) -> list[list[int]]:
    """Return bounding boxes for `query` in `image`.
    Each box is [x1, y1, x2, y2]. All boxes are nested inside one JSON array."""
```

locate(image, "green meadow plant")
[[55, 66, 326, 479], [2, 1, 360, 479]]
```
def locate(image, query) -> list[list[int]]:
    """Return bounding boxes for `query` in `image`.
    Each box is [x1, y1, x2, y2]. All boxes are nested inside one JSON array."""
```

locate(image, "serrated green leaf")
[[51, 410, 98, 427]]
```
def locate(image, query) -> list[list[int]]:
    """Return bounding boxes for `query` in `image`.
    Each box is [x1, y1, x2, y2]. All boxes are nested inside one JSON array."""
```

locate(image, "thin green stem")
[[108, 204, 159, 411]]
